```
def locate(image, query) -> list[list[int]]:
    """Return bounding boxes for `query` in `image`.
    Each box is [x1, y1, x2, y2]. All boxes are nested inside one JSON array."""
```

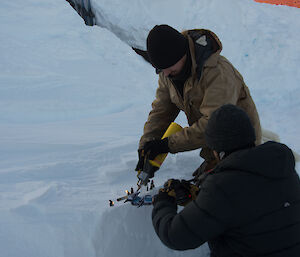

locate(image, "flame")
[[109, 200, 115, 207]]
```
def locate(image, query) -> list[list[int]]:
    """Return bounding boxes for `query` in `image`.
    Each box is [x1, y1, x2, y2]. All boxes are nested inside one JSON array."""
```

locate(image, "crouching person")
[[152, 104, 300, 257]]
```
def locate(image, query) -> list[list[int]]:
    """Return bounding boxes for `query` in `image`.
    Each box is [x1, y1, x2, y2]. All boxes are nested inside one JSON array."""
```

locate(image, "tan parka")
[[139, 29, 261, 160]]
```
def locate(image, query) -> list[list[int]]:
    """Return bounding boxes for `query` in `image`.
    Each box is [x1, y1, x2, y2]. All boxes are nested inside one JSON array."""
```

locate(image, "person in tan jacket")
[[136, 24, 261, 176]]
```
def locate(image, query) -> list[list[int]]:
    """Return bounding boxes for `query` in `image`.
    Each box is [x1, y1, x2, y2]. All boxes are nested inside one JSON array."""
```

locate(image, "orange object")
[[254, 0, 300, 8]]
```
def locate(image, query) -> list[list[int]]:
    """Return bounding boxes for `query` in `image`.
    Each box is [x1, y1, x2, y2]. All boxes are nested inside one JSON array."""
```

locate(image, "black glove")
[[135, 149, 145, 172], [161, 179, 199, 206], [153, 190, 176, 205], [143, 138, 169, 160]]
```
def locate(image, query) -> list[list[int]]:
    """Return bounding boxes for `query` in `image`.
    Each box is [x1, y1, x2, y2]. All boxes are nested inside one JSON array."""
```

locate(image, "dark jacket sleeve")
[[152, 178, 234, 250]]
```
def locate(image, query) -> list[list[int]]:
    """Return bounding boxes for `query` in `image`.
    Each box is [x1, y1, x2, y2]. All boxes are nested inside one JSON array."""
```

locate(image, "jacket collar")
[[182, 29, 223, 78]]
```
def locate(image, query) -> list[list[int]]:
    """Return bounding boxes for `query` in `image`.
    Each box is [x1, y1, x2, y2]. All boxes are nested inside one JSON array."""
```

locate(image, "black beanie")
[[147, 25, 188, 69], [205, 104, 256, 153]]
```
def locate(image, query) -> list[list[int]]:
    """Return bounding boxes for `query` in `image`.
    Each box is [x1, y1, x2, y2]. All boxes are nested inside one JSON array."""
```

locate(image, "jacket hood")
[[217, 141, 296, 179], [182, 29, 222, 53], [182, 29, 222, 80]]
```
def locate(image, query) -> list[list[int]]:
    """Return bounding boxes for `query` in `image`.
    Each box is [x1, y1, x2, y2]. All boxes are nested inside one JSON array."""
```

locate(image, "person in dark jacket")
[[152, 104, 300, 257]]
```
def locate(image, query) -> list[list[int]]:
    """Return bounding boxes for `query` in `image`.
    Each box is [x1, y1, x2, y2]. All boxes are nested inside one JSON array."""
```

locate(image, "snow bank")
[[1, 0, 299, 256], [68, 0, 300, 153], [94, 203, 210, 257]]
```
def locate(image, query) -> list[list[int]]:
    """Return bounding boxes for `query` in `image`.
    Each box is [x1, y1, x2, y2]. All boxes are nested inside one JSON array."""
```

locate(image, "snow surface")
[[0, 0, 299, 256]]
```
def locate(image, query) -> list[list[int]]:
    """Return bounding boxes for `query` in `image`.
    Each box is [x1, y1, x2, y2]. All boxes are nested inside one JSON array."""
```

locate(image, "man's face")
[[162, 54, 187, 77]]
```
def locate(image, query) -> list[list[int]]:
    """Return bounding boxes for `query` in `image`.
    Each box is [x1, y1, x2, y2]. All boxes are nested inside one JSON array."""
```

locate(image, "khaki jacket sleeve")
[[168, 59, 242, 153], [139, 75, 180, 149]]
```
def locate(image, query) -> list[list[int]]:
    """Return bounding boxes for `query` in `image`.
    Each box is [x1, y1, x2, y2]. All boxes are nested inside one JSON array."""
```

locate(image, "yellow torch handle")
[[149, 122, 183, 168]]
